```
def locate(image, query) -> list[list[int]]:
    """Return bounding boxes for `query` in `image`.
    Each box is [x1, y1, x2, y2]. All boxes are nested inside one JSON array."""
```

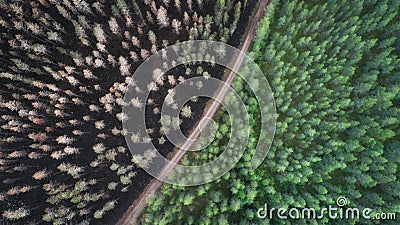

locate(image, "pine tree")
[[157, 6, 169, 27]]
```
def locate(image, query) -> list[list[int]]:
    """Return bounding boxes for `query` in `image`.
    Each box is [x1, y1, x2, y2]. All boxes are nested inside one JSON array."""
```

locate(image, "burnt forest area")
[[0, 0, 257, 224]]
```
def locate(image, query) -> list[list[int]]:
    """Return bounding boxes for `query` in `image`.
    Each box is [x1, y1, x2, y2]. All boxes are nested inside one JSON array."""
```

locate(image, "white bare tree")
[[146, 11, 154, 24], [164, 89, 175, 105], [141, 49, 150, 59], [168, 75, 177, 85], [151, 44, 157, 54], [153, 107, 160, 114], [172, 19, 181, 34], [150, 1, 157, 14], [107, 54, 116, 65], [162, 0, 170, 7], [121, 41, 129, 49], [56, 135, 75, 144], [119, 56, 131, 76], [197, 0, 203, 9], [130, 97, 143, 108], [32, 169, 49, 180], [147, 81, 158, 91], [183, 12, 190, 25], [92, 2, 105, 14], [178, 75, 185, 83], [93, 24, 106, 43], [64, 146, 80, 155], [137, 26, 143, 35], [93, 143, 105, 154], [111, 127, 120, 135], [51, 151, 65, 160], [187, 0, 193, 11], [124, 31, 131, 39], [94, 58, 104, 68], [94, 120, 105, 129], [72, 130, 83, 136], [152, 68, 164, 84], [108, 17, 120, 34], [131, 36, 140, 48], [130, 51, 139, 62], [157, 6, 169, 28], [2, 208, 30, 220], [175, 0, 181, 11]]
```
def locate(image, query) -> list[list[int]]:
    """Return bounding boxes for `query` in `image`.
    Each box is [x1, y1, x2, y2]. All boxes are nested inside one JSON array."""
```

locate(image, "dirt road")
[[116, 1, 270, 224]]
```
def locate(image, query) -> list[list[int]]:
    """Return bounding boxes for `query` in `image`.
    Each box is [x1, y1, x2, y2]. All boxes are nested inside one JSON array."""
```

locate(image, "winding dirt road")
[[116, 1, 270, 224]]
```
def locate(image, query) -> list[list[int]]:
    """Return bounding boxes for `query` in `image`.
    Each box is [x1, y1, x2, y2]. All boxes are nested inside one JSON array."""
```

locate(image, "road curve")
[[117, 1, 270, 224]]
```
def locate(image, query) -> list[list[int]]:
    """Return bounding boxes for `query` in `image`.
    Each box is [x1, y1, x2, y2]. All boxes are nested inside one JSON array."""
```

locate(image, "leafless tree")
[[72, 0, 91, 13], [131, 36, 140, 48], [64, 146, 80, 155], [152, 68, 164, 85], [2, 208, 30, 220], [94, 58, 105, 68], [150, 1, 157, 14], [119, 56, 131, 76], [130, 132, 141, 143], [183, 12, 190, 25], [108, 17, 120, 34], [130, 51, 139, 62], [162, 0, 170, 7], [175, 0, 181, 11], [56, 135, 75, 144], [187, 0, 193, 11], [39, 144, 51, 152], [51, 151, 65, 160], [94, 120, 105, 129], [151, 44, 157, 54], [107, 54, 116, 65], [168, 75, 177, 85], [111, 127, 120, 136], [157, 6, 169, 27], [172, 19, 182, 34], [137, 26, 143, 35], [164, 89, 175, 105], [93, 143, 105, 154], [193, 12, 198, 22], [146, 11, 154, 24], [197, 0, 203, 9], [92, 2, 105, 15], [72, 130, 83, 136], [28, 151, 42, 159], [94, 24, 107, 43], [32, 169, 49, 180], [141, 49, 150, 59], [97, 42, 106, 52], [147, 81, 158, 91], [153, 107, 160, 114], [130, 97, 143, 108], [178, 75, 185, 83], [122, 41, 129, 49]]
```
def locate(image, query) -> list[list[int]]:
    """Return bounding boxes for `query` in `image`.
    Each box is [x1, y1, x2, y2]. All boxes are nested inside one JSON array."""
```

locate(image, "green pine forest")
[[139, 0, 400, 224]]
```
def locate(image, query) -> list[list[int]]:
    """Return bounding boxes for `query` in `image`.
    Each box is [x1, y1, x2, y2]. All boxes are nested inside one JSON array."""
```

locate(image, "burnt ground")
[[0, 0, 257, 224]]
